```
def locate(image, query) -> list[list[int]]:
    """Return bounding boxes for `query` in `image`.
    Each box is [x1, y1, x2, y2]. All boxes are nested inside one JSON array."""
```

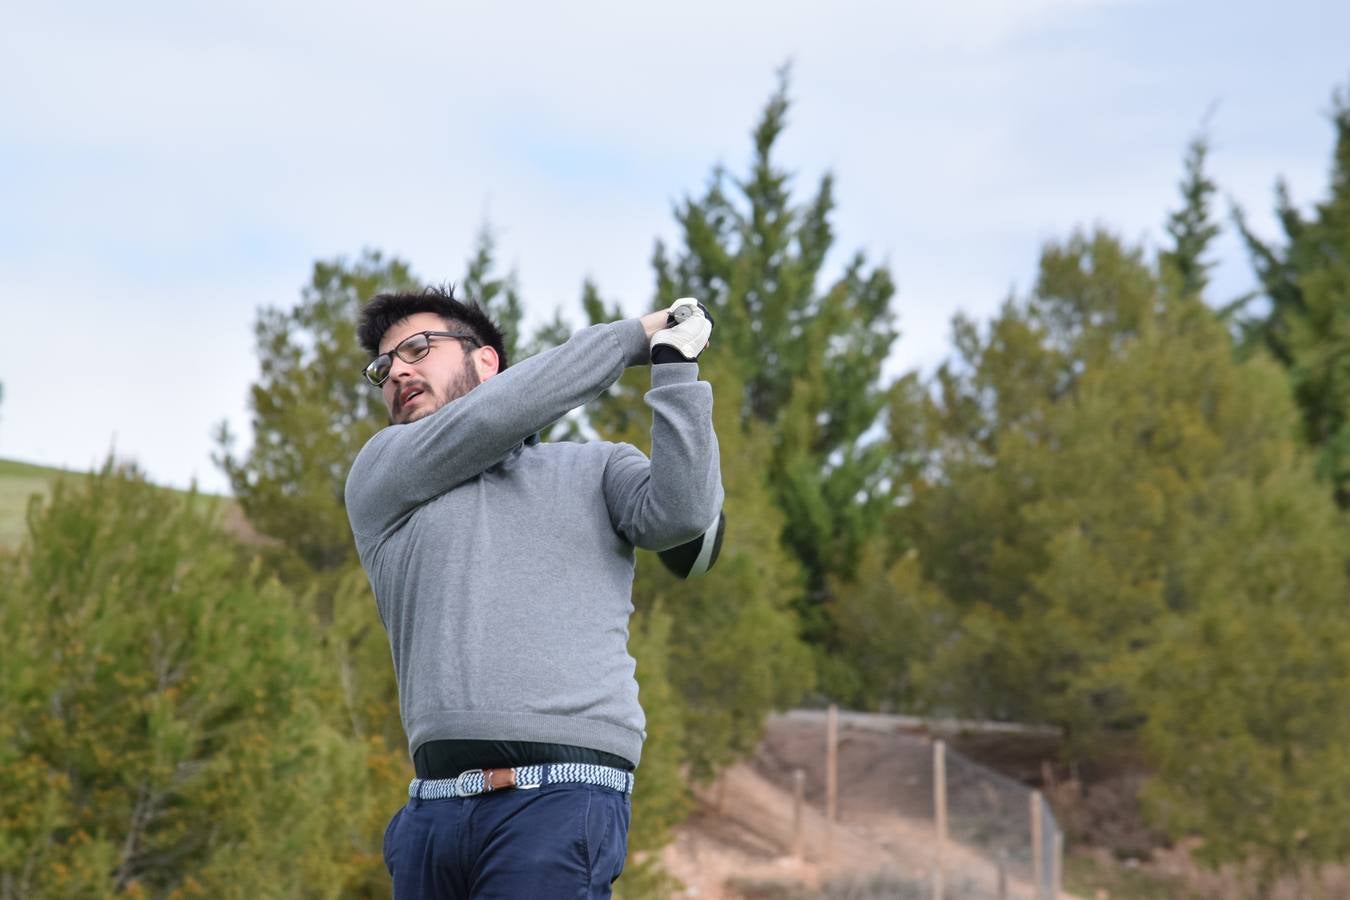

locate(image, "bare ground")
[[663, 714, 1074, 899]]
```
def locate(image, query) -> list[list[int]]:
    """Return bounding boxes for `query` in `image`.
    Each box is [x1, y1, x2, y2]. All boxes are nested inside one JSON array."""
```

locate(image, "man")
[[343, 286, 724, 898]]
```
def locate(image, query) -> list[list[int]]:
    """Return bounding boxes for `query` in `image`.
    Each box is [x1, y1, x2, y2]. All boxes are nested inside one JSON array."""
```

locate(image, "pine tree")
[[1160, 134, 1221, 299], [647, 68, 899, 625], [0, 460, 368, 898], [824, 544, 955, 711], [906, 229, 1164, 636], [613, 606, 687, 899], [1235, 82, 1350, 507], [903, 212, 1350, 875], [1137, 480, 1350, 879]]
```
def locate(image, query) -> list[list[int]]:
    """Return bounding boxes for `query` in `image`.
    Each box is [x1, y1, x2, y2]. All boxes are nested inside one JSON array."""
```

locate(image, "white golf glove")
[[651, 297, 714, 363]]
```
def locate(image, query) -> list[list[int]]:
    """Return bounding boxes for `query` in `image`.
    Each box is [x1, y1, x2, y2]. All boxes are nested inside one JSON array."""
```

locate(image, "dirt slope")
[[663, 714, 1075, 899]]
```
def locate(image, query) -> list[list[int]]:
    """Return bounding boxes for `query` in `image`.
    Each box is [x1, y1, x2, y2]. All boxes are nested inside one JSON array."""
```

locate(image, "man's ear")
[[474, 345, 501, 381]]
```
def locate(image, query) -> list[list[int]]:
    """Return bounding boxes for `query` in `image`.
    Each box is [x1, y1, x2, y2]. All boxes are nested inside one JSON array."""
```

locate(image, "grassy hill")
[[0, 457, 261, 551], [0, 458, 70, 550]]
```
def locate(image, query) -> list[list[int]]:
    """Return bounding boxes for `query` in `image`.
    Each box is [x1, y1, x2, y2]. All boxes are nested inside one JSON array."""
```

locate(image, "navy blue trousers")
[[383, 783, 631, 899]]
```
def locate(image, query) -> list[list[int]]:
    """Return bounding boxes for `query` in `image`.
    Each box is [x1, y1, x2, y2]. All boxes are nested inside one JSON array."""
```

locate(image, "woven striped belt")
[[409, 763, 635, 800]]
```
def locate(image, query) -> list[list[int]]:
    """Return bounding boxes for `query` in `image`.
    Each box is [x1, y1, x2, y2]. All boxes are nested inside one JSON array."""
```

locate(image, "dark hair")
[[357, 284, 509, 370]]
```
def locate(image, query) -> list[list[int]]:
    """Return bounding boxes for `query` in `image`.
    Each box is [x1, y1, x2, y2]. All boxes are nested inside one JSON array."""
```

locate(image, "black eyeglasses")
[[364, 330, 482, 386]]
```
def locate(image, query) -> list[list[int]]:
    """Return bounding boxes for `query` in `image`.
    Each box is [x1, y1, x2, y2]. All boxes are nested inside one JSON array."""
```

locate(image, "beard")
[[393, 356, 482, 425]]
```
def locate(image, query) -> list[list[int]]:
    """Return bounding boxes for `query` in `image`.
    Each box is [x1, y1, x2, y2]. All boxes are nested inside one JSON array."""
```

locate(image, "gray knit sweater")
[[344, 318, 723, 766]]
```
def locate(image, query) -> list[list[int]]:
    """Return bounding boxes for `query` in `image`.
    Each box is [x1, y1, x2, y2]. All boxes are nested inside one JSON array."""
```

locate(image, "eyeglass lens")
[[365, 332, 439, 385], [395, 333, 432, 363]]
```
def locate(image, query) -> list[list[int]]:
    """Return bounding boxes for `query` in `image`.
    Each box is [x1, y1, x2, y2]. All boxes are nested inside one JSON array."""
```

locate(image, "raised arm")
[[346, 316, 660, 542], [602, 365, 724, 551], [603, 301, 724, 552]]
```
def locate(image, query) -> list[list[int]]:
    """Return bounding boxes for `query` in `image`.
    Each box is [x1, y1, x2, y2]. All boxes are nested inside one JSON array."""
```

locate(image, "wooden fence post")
[[825, 704, 838, 862], [933, 739, 947, 900], [1031, 790, 1045, 900], [1053, 830, 1064, 899], [792, 768, 805, 859]]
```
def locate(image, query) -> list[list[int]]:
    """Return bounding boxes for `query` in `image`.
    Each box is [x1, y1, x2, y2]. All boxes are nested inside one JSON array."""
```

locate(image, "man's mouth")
[[400, 388, 424, 406]]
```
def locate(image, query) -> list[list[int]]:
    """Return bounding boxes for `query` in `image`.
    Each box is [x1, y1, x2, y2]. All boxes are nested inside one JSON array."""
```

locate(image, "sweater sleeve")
[[602, 362, 724, 551], [345, 318, 651, 543]]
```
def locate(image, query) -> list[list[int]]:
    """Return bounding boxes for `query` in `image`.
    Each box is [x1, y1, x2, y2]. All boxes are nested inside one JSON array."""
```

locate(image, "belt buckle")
[[454, 768, 486, 797]]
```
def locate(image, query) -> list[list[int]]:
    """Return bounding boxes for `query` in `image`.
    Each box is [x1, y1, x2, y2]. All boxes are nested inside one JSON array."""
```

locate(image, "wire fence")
[[944, 740, 1062, 898], [762, 708, 1064, 900]]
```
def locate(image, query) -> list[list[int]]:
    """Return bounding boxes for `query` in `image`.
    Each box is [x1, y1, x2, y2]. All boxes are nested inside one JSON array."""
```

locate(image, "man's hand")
[[650, 297, 713, 363]]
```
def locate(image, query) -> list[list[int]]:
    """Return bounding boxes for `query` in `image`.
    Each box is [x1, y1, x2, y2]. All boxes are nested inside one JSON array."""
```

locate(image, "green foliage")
[[614, 607, 687, 899], [210, 253, 426, 892], [1160, 134, 1221, 299], [823, 546, 954, 712], [900, 219, 1350, 877], [313, 564, 413, 898], [573, 72, 920, 760], [577, 72, 910, 846], [636, 357, 814, 779], [1235, 82, 1350, 507], [0, 460, 367, 898], [909, 230, 1165, 631], [1139, 558, 1350, 878]]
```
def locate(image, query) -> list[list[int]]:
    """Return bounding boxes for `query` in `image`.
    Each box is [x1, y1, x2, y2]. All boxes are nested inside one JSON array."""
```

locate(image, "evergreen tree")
[[647, 68, 900, 624], [905, 133, 1226, 634], [613, 606, 686, 899], [1235, 83, 1350, 506], [1137, 475, 1350, 879], [0, 460, 367, 898], [1160, 134, 1221, 299], [824, 544, 954, 711], [902, 219, 1350, 876], [906, 230, 1164, 635]]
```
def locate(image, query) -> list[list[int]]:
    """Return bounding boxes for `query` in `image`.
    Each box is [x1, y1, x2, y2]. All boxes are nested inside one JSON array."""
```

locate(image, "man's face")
[[377, 312, 495, 425]]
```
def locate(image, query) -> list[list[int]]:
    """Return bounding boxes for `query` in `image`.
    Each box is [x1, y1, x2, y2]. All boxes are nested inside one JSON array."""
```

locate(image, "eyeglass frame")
[[363, 330, 483, 386]]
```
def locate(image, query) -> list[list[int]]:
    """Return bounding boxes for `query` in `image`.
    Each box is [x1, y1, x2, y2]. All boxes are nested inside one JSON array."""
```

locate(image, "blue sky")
[[2, 0, 1347, 494]]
